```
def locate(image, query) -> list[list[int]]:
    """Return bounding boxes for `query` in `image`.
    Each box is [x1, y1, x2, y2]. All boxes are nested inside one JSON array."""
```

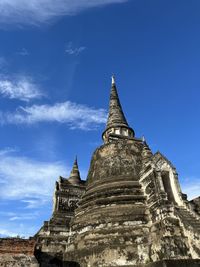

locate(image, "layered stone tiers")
[[64, 138, 151, 266]]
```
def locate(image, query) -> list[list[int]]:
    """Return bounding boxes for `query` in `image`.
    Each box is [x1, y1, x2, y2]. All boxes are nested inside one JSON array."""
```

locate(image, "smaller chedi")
[[35, 77, 200, 267], [35, 158, 86, 266]]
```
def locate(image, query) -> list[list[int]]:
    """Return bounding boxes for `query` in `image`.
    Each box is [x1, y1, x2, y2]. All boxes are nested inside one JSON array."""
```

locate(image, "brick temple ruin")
[[1, 77, 200, 267]]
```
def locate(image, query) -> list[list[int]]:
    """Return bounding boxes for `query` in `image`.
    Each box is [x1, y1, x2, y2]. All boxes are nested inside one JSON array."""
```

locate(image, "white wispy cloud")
[[16, 48, 29, 56], [0, 228, 19, 238], [21, 199, 49, 209], [0, 222, 38, 238], [0, 0, 127, 27], [182, 178, 200, 200], [0, 210, 39, 222], [0, 101, 107, 129], [65, 42, 86, 56], [9, 213, 38, 221], [0, 76, 43, 101], [0, 147, 18, 156], [0, 149, 66, 201]]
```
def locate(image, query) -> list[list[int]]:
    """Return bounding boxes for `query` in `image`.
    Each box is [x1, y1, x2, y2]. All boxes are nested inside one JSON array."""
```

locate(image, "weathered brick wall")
[[0, 238, 39, 266], [0, 238, 36, 255]]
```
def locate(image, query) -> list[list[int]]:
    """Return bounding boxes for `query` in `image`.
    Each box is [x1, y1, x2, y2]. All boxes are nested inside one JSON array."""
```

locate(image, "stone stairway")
[[176, 206, 200, 233]]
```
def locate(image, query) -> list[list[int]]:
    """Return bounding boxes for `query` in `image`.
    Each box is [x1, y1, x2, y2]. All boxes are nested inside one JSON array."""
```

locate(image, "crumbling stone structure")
[[35, 159, 86, 265], [36, 77, 200, 267]]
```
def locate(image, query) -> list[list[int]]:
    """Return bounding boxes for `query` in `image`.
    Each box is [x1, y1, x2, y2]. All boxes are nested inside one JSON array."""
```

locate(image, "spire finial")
[[111, 75, 115, 85], [68, 156, 81, 184], [102, 77, 135, 142], [106, 78, 128, 129]]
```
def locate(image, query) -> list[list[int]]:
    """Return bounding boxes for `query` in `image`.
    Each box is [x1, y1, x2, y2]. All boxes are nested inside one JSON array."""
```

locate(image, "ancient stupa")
[[36, 77, 200, 267]]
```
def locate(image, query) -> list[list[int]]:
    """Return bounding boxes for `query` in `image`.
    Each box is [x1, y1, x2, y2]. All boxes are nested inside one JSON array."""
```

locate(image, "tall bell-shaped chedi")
[[65, 77, 200, 267], [66, 77, 150, 266]]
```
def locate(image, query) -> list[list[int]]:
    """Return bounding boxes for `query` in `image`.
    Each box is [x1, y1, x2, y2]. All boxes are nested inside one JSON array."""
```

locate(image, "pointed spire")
[[68, 157, 81, 184], [142, 141, 153, 163], [102, 76, 135, 142], [106, 76, 129, 130], [111, 75, 115, 85]]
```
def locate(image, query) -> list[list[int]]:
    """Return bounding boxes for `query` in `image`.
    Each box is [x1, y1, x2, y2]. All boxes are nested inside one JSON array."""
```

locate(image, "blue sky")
[[0, 0, 200, 237]]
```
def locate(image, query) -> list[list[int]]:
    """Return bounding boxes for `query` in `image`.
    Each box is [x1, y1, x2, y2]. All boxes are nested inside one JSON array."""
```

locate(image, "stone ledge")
[[0, 254, 39, 267]]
